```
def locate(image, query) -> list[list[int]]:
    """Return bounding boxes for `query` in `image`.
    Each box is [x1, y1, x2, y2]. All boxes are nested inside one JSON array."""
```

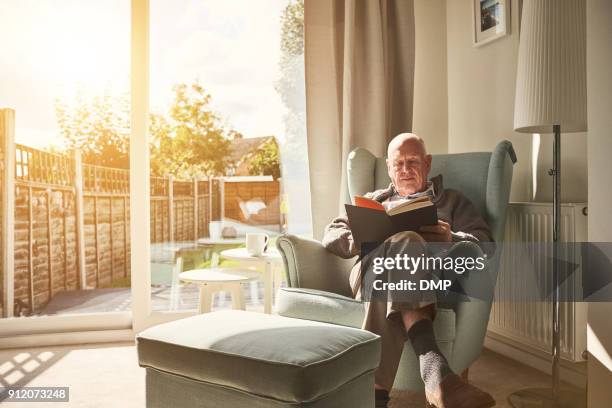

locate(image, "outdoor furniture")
[[275, 140, 516, 390], [137, 310, 381, 408], [151, 257, 183, 310], [196, 237, 244, 261], [151, 241, 205, 272], [220, 247, 283, 314], [179, 268, 258, 313], [209, 218, 282, 238]]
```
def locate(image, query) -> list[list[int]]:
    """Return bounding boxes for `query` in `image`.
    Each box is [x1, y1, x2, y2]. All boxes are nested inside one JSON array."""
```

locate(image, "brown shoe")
[[424, 373, 495, 408]]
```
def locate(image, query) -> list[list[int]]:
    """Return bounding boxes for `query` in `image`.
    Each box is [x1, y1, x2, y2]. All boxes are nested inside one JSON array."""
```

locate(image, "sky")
[[0, 0, 287, 148]]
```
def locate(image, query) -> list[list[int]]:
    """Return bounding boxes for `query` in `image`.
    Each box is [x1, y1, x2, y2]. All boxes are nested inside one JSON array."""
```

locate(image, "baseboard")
[[485, 331, 587, 389], [0, 329, 134, 349]]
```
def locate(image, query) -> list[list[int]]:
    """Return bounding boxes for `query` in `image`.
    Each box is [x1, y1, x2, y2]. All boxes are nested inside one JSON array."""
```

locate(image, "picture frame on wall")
[[473, 0, 510, 47]]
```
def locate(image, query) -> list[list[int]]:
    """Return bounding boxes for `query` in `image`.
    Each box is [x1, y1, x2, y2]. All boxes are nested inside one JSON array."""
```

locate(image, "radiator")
[[488, 202, 588, 363]]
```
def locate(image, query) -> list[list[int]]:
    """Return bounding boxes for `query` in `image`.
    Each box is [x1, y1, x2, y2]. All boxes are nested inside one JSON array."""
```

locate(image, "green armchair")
[[275, 140, 516, 390]]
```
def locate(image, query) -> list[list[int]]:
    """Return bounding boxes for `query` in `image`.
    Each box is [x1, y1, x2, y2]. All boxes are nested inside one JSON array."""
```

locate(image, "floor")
[[0, 342, 561, 408]]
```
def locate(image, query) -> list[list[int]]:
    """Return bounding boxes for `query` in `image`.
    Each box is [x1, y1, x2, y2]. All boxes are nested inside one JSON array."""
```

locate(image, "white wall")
[[445, 0, 588, 203], [586, 0, 612, 405], [412, 0, 448, 154], [419, 0, 611, 402]]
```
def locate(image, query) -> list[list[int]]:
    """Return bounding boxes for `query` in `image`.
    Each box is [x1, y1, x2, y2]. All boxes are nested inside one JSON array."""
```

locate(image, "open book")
[[345, 195, 438, 247]]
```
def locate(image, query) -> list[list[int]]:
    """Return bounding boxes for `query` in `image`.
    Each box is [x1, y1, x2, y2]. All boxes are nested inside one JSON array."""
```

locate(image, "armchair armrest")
[[276, 235, 356, 298]]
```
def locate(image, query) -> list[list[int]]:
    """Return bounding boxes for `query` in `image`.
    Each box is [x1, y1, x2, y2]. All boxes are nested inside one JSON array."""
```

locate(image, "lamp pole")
[[509, 125, 586, 407], [551, 124, 561, 398]]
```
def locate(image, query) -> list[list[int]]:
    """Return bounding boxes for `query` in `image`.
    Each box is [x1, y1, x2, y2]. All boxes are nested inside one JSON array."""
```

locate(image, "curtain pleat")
[[305, 0, 415, 238]]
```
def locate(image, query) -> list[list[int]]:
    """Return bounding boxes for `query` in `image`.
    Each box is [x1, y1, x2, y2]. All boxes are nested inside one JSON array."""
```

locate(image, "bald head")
[[386, 133, 432, 196], [387, 133, 427, 158]]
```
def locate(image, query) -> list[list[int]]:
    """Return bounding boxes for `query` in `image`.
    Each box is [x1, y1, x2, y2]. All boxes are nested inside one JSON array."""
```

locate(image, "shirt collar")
[[391, 180, 435, 200]]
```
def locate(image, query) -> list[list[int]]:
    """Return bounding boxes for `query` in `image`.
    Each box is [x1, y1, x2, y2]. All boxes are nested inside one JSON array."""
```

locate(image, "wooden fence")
[[10, 146, 132, 314], [0, 109, 281, 317], [150, 177, 221, 243]]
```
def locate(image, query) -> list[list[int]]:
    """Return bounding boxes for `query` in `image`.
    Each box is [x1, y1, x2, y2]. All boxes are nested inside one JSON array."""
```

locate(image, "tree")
[[149, 82, 233, 177], [275, 0, 307, 171], [248, 139, 281, 179], [277, 0, 304, 113], [56, 82, 235, 177], [280, 0, 304, 57], [55, 91, 130, 168]]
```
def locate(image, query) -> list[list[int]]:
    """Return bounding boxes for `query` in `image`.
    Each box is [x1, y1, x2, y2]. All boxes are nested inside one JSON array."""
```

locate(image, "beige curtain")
[[305, 0, 415, 239]]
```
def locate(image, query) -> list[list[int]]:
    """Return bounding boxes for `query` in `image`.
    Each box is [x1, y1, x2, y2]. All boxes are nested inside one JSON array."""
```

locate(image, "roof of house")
[[229, 136, 276, 165]]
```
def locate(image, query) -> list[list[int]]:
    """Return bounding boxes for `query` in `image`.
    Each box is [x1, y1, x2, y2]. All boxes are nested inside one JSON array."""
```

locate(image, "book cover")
[[345, 200, 438, 247]]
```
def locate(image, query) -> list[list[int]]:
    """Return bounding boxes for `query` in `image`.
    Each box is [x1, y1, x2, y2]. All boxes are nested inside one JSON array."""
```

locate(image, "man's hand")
[[419, 220, 452, 242]]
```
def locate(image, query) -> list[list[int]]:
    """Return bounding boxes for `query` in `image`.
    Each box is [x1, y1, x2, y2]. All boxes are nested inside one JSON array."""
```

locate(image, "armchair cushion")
[[276, 287, 457, 343], [276, 287, 365, 328]]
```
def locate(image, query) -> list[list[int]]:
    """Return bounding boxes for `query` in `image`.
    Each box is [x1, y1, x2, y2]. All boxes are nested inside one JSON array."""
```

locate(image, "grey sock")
[[406, 319, 453, 390]]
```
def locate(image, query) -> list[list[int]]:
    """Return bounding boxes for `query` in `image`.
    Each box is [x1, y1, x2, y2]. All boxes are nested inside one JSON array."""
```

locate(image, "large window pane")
[[149, 0, 310, 312], [0, 0, 131, 318]]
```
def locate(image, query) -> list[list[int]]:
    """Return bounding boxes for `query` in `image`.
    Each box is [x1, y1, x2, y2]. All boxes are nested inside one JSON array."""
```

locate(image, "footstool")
[[137, 310, 381, 408]]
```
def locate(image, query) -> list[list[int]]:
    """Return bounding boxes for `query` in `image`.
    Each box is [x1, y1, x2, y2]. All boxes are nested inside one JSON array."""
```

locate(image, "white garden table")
[[179, 268, 258, 314], [219, 247, 283, 314]]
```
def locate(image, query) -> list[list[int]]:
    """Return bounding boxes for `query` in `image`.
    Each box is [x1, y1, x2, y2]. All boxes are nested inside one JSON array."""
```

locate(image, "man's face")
[[386, 139, 432, 196]]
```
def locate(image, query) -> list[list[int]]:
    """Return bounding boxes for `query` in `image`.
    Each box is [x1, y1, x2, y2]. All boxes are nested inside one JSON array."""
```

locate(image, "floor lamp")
[[510, 1, 588, 407]]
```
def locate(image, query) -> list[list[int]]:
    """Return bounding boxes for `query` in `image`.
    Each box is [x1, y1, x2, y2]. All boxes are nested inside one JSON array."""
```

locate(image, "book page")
[[354, 195, 385, 211], [386, 200, 433, 216], [382, 195, 430, 213]]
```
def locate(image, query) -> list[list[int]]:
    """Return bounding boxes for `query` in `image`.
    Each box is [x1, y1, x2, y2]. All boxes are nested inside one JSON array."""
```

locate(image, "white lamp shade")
[[514, 0, 587, 134]]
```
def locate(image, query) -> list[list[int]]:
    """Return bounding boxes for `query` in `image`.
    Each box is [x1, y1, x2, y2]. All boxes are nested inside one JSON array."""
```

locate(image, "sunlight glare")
[[0, 0, 129, 147]]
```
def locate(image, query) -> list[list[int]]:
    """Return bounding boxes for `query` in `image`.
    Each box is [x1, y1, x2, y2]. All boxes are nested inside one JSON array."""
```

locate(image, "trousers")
[[350, 231, 483, 389], [350, 231, 433, 389]]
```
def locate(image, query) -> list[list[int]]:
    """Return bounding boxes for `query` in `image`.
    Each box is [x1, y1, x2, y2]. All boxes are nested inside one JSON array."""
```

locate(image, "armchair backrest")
[[346, 140, 517, 244]]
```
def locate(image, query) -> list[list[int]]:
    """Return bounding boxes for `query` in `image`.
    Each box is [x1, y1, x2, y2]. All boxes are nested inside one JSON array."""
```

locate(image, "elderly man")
[[322, 133, 496, 408]]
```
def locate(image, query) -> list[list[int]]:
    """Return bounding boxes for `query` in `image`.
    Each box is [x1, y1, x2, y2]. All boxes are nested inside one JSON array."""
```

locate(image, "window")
[[0, 0, 311, 339], [148, 0, 311, 312], [0, 0, 131, 321]]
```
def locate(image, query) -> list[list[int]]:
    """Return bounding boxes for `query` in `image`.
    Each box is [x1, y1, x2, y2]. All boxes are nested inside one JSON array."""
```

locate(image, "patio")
[[39, 280, 269, 315], [33, 238, 276, 316]]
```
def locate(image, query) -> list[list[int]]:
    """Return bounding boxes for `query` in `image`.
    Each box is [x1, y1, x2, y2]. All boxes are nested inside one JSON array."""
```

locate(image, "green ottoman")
[[137, 310, 381, 408]]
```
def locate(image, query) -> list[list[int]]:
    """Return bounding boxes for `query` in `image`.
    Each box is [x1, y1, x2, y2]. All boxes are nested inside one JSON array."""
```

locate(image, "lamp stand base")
[[508, 387, 586, 408]]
